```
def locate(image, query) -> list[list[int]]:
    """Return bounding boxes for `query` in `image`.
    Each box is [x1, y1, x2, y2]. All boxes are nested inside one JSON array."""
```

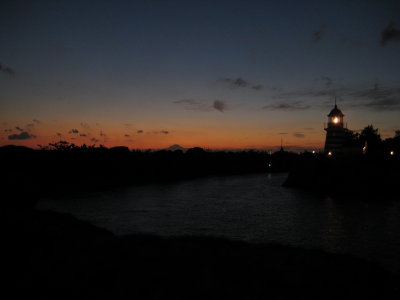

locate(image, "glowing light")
[[390, 151, 394, 156], [362, 146, 367, 154], [333, 117, 339, 124], [328, 151, 332, 156], [312, 150, 315, 154], [268, 163, 272, 167]]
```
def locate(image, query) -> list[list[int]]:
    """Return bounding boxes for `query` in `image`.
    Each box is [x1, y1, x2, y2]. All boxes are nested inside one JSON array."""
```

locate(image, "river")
[[37, 173, 400, 272]]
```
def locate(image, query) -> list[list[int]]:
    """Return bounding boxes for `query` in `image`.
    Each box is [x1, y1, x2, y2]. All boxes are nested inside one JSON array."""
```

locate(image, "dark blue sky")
[[1, 0, 400, 149]]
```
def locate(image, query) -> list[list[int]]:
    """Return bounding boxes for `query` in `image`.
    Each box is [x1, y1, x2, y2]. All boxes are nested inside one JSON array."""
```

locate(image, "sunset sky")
[[1, 0, 400, 151]]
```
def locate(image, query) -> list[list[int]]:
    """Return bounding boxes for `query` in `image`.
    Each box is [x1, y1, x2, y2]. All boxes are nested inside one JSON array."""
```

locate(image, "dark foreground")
[[5, 209, 399, 299]]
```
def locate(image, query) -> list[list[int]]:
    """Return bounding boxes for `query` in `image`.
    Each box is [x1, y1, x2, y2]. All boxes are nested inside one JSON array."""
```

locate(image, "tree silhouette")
[[343, 129, 361, 148], [359, 125, 382, 155]]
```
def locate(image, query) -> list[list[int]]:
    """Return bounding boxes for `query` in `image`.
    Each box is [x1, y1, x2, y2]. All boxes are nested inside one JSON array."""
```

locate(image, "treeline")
[[284, 126, 400, 199], [342, 125, 400, 156], [1, 142, 298, 207]]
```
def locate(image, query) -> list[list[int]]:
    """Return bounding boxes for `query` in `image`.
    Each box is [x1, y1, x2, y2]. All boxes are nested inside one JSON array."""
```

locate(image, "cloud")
[[173, 99, 212, 111], [381, 22, 400, 46], [218, 77, 262, 91], [268, 82, 400, 112], [0, 63, 14, 76], [213, 100, 227, 112], [15, 126, 23, 132], [79, 133, 87, 137], [316, 76, 333, 88], [160, 130, 169, 134], [26, 123, 34, 128], [56, 133, 62, 137], [272, 84, 399, 110], [33, 119, 40, 124], [137, 130, 143, 134], [274, 88, 340, 100], [69, 129, 79, 134], [123, 123, 132, 127], [348, 85, 400, 111], [4, 129, 13, 133], [100, 131, 106, 137], [262, 101, 310, 111], [91, 138, 99, 143], [293, 132, 305, 138], [312, 25, 326, 43], [124, 134, 130, 137], [8, 131, 36, 140], [279, 132, 288, 135], [80, 122, 90, 129], [221, 77, 248, 87]]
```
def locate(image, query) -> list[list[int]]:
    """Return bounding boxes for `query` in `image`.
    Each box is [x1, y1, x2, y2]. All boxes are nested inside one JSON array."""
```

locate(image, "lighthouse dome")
[[327, 105, 344, 117]]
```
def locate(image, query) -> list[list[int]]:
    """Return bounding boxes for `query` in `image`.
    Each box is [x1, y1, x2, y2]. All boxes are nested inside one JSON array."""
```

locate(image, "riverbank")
[[284, 155, 400, 199], [1, 145, 296, 206], [5, 208, 398, 299]]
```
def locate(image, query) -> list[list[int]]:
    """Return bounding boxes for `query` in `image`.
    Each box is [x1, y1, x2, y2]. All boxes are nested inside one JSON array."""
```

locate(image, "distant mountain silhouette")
[[0, 144, 34, 152], [165, 144, 187, 152]]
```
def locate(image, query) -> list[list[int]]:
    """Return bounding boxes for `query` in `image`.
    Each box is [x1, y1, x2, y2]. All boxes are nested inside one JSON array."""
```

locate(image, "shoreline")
[[6, 208, 399, 299]]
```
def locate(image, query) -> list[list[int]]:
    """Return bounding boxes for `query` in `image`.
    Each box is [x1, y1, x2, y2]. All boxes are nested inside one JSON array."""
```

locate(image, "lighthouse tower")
[[324, 101, 346, 155]]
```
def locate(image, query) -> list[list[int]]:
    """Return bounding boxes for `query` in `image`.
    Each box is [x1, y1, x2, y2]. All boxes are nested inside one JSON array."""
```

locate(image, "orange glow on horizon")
[[0, 118, 325, 151]]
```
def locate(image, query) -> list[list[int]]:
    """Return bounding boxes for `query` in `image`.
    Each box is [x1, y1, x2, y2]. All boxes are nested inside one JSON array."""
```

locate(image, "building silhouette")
[[324, 102, 347, 155]]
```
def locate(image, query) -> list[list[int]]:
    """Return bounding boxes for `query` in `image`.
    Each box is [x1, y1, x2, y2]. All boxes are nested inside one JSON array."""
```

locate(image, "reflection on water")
[[38, 173, 400, 272]]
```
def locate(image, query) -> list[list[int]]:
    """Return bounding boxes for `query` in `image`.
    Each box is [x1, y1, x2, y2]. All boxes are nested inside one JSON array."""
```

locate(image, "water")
[[38, 173, 400, 272]]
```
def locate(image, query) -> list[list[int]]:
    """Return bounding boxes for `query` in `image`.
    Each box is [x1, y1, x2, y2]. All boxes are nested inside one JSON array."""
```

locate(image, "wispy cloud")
[[0, 63, 14, 76], [312, 25, 326, 43], [213, 100, 227, 112], [80, 122, 90, 129], [174, 99, 229, 112], [348, 85, 400, 111], [173, 99, 212, 111], [270, 83, 400, 111], [218, 77, 262, 91], [160, 130, 169, 134], [262, 101, 310, 111], [69, 129, 79, 134], [221, 77, 248, 87], [8, 132, 36, 140], [381, 22, 400, 46], [15, 126, 23, 132], [293, 132, 306, 138], [251, 84, 263, 90], [137, 130, 143, 134], [315, 76, 333, 88]]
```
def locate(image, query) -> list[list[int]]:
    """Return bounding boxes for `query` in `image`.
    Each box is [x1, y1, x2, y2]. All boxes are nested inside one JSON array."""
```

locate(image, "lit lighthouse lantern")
[[324, 100, 345, 155]]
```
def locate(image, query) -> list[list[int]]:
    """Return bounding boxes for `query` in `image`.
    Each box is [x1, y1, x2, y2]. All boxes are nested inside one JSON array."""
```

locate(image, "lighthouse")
[[324, 102, 346, 155]]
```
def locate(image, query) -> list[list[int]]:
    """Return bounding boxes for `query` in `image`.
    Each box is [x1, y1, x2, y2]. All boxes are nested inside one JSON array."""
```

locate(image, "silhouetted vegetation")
[[2, 123, 399, 206], [1, 142, 297, 207], [284, 125, 400, 199], [359, 125, 383, 155]]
